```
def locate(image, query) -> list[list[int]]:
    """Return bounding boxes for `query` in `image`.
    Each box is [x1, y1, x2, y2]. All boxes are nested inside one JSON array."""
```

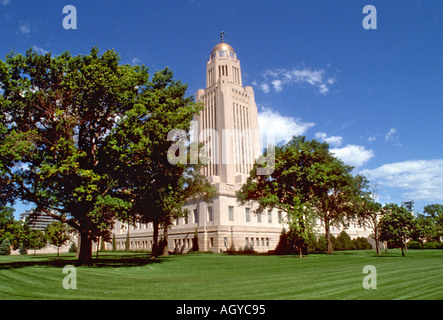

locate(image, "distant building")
[[20, 210, 57, 231], [401, 201, 415, 214]]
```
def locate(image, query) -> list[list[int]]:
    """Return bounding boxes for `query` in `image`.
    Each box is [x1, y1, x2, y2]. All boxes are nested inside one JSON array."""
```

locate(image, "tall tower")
[[194, 39, 261, 189]]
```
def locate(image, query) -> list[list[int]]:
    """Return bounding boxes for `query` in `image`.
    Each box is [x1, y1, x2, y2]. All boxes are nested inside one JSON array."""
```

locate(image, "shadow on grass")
[[0, 253, 166, 270]]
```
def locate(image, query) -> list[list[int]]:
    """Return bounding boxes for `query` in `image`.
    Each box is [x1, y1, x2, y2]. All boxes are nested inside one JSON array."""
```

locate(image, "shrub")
[[315, 235, 327, 252], [352, 237, 372, 250], [331, 235, 344, 251], [338, 231, 356, 250], [423, 241, 443, 249], [407, 241, 422, 249]]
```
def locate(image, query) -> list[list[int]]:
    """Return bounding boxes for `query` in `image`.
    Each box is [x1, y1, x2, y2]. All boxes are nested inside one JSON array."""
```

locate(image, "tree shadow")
[[0, 253, 166, 270]]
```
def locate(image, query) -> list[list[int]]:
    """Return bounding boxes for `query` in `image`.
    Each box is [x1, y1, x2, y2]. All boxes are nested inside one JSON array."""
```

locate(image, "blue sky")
[[1, 0, 442, 217]]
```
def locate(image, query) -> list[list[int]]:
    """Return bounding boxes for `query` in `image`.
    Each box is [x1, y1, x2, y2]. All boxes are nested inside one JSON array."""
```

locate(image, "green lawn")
[[0, 250, 442, 300]]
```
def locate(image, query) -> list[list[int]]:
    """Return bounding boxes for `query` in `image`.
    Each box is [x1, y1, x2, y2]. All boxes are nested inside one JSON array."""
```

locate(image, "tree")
[[0, 238, 11, 255], [379, 203, 415, 256], [237, 136, 360, 256], [237, 137, 324, 258], [356, 184, 383, 254], [28, 229, 47, 255], [104, 67, 216, 257], [0, 206, 17, 244], [337, 231, 355, 250], [310, 170, 364, 254], [45, 221, 72, 258], [411, 214, 436, 248], [423, 204, 443, 241], [1, 47, 153, 264]]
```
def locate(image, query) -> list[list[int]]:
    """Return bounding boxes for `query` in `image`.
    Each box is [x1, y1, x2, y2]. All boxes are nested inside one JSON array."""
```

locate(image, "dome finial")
[[220, 31, 225, 43]]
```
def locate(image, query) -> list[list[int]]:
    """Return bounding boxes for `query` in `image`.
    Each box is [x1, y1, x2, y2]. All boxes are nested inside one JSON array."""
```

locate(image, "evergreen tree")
[[0, 238, 11, 255]]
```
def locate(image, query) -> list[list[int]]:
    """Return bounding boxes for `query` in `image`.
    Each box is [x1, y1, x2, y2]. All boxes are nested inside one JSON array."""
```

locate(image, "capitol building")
[[111, 39, 372, 253]]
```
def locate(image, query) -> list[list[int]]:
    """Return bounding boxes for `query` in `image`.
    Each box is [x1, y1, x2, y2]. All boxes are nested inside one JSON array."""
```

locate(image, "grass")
[[0, 249, 442, 300]]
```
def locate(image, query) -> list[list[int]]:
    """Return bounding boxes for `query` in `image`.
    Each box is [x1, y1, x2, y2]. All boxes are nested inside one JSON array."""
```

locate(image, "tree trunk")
[[151, 220, 159, 257], [162, 227, 169, 256], [96, 237, 100, 259], [77, 230, 93, 265], [298, 239, 303, 259], [374, 227, 381, 255], [325, 222, 333, 254]]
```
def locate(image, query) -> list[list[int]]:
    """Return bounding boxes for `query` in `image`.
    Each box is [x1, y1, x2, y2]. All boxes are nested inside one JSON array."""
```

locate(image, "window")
[[184, 213, 188, 224], [228, 206, 234, 221], [209, 237, 214, 247], [257, 211, 262, 223], [224, 237, 228, 247], [245, 208, 250, 222], [278, 211, 282, 224], [268, 210, 272, 223], [193, 209, 199, 224], [245, 238, 249, 246], [266, 238, 270, 246], [208, 207, 213, 222]]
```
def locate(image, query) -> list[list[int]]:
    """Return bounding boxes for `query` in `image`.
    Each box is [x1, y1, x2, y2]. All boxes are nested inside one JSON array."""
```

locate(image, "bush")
[[407, 241, 422, 249], [0, 238, 11, 255], [352, 237, 372, 250], [331, 235, 344, 251], [338, 231, 356, 250], [423, 241, 443, 249], [315, 235, 327, 252]]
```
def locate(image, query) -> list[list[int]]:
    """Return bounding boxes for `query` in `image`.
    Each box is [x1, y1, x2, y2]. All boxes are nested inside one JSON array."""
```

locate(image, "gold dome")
[[211, 43, 235, 54]]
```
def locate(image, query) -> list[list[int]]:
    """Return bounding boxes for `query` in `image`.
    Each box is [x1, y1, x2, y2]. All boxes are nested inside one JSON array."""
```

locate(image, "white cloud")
[[259, 82, 270, 93], [258, 107, 315, 145], [330, 144, 374, 168], [32, 45, 49, 55], [0, 0, 11, 6], [259, 67, 335, 95], [18, 22, 31, 35], [131, 57, 142, 65], [315, 132, 343, 147], [385, 128, 398, 142], [271, 79, 283, 93], [360, 159, 443, 202]]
